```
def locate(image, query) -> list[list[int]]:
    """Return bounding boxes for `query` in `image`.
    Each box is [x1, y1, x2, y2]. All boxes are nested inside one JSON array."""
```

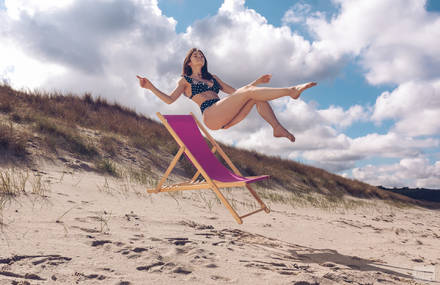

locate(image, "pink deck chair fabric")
[[164, 115, 269, 184]]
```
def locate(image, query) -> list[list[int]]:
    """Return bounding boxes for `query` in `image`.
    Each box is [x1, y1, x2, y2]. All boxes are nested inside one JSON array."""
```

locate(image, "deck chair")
[[147, 112, 270, 224]]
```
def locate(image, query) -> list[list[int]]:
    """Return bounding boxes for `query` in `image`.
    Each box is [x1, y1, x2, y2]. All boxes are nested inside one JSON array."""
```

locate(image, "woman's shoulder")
[[212, 74, 224, 83], [181, 74, 193, 83], [179, 75, 191, 84]]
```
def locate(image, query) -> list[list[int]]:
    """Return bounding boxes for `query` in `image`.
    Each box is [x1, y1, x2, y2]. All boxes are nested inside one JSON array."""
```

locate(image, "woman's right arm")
[[137, 75, 186, 104]]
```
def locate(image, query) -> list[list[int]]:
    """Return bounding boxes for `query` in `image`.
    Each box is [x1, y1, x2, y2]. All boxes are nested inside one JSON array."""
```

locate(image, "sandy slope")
[[1, 165, 439, 285]]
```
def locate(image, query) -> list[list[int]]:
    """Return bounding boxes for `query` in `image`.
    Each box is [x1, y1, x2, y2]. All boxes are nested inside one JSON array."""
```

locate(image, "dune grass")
[[33, 115, 99, 157], [0, 83, 434, 209], [95, 159, 119, 177], [0, 168, 50, 227], [0, 122, 28, 158]]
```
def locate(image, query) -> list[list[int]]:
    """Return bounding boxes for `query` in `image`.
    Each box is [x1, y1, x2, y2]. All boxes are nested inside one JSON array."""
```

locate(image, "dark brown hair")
[[182, 48, 213, 80]]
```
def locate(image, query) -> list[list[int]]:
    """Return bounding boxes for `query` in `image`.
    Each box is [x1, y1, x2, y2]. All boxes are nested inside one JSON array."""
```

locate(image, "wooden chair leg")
[[148, 146, 185, 193], [246, 184, 270, 213], [210, 184, 243, 224]]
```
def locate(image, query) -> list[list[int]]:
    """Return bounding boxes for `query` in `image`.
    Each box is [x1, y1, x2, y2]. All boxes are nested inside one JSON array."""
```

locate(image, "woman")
[[137, 48, 316, 142]]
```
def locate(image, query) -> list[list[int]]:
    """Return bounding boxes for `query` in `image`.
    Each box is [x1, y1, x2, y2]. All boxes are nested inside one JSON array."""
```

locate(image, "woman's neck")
[[191, 66, 202, 78]]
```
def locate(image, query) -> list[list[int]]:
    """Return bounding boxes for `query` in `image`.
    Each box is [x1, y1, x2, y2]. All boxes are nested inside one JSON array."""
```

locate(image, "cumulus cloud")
[[319, 104, 368, 129], [185, 0, 346, 87], [282, 3, 312, 25], [1, 0, 192, 113], [1, 0, 439, 188], [372, 80, 440, 136], [307, 0, 440, 85], [353, 157, 440, 188], [300, 0, 440, 187], [300, 132, 439, 174]]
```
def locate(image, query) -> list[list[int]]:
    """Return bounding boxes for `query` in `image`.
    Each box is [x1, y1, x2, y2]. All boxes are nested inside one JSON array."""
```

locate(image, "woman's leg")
[[222, 100, 296, 142], [204, 82, 316, 130], [221, 99, 256, 129]]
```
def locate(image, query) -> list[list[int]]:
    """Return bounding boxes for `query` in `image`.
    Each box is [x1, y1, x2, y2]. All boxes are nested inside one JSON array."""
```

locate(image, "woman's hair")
[[182, 48, 213, 80]]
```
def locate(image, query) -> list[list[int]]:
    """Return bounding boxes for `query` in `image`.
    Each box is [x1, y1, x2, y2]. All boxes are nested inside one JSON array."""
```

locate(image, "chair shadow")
[[218, 228, 420, 281], [288, 247, 414, 279]]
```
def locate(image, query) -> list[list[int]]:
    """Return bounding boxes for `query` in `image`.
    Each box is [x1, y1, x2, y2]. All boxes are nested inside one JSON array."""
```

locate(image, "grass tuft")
[[100, 135, 119, 156], [95, 159, 119, 177], [34, 116, 98, 157], [1, 168, 50, 226], [0, 122, 28, 158]]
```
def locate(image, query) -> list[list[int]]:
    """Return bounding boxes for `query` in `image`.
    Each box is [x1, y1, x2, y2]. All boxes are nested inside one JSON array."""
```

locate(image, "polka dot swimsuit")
[[199, 98, 220, 113], [183, 75, 221, 113], [183, 75, 221, 98]]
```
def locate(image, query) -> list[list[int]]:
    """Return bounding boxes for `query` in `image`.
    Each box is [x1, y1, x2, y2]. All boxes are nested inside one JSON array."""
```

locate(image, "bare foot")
[[273, 125, 296, 142], [290, 82, 317, 99]]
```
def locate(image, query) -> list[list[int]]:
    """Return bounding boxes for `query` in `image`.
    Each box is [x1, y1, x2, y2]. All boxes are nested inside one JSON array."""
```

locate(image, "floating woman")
[[137, 48, 316, 142]]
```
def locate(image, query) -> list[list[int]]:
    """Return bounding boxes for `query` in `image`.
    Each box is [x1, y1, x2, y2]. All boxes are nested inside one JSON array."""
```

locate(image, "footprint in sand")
[[0, 255, 72, 283], [136, 261, 192, 275], [74, 272, 107, 282], [211, 275, 230, 281]]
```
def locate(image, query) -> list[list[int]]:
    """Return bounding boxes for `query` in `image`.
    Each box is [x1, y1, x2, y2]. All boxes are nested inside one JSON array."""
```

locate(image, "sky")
[[0, 0, 439, 189]]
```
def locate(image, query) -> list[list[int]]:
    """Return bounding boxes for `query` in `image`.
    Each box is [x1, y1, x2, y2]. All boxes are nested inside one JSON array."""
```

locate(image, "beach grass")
[[0, 168, 50, 227], [0, 83, 432, 209]]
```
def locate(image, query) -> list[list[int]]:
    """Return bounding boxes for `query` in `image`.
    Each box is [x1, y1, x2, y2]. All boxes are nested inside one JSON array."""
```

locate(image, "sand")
[[1, 165, 440, 285]]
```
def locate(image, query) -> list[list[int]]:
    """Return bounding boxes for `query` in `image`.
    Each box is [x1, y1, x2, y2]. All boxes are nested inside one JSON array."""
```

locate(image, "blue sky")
[[155, 0, 423, 161], [0, 0, 439, 188], [158, 0, 440, 32], [158, 0, 339, 33]]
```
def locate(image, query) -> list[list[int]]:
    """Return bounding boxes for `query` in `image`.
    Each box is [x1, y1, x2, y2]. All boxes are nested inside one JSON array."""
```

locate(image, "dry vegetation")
[[0, 168, 50, 227], [0, 83, 438, 209]]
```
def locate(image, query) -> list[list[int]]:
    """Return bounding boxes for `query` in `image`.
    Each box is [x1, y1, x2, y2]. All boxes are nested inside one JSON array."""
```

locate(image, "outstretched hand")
[[136, 75, 153, 89], [256, 74, 271, 85]]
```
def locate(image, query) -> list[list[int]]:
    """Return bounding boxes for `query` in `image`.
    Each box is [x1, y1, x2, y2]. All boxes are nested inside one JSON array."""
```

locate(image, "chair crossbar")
[[239, 208, 266, 219]]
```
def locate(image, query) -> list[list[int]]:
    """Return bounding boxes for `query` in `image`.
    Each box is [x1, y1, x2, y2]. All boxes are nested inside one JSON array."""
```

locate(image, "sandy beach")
[[1, 163, 439, 285]]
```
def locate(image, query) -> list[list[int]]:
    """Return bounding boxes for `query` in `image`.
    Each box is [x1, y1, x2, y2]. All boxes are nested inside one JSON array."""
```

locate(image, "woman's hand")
[[256, 74, 271, 85], [136, 75, 153, 89], [251, 74, 272, 86]]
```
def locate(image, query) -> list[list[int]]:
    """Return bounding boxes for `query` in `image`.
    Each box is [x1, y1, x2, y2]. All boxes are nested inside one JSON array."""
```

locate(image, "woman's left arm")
[[249, 74, 271, 86], [213, 75, 236, 95], [213, 74, 271, 95]]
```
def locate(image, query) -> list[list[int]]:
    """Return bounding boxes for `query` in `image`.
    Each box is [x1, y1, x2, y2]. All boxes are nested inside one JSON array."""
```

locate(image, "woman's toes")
[[273, 126, 296, 143], [301, 82, 317, 91], [291, 82, 317, 99]]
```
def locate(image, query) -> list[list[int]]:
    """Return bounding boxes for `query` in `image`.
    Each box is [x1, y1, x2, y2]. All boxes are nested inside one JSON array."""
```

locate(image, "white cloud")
[[299, 131, 439, 174], [1, 0, 439, 188], [307, 0, 440, 85], [319, 104, 368, 129], [219, 0, 245, 14], [299, 0, 440, 187], [353, 157, 440, 188], [0, 36, 67, 89], [0, 0, 190, 114], [4, 0, 75, 19], [372, 80, 440, 136], [185, 0, 346, 87], [282, 3, 312, 25]]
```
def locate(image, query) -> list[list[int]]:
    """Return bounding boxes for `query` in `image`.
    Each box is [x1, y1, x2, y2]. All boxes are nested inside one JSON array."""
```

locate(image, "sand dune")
[[1, 165, 439, 284]]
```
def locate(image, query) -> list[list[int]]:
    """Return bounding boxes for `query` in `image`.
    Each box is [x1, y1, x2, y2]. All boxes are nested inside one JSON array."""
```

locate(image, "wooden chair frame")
[[147, 112, 270, 224]]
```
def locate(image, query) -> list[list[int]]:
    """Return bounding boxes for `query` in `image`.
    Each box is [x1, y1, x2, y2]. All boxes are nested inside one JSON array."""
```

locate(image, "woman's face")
[[190, 50, 205, 66]]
